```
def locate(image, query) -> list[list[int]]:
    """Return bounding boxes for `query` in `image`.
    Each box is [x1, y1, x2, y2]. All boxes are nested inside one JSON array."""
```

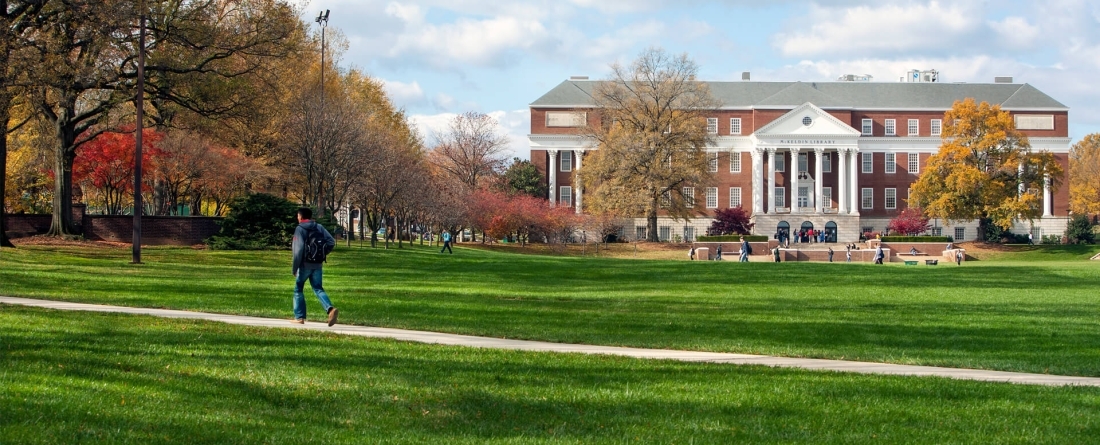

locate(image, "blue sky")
[[301, 0, 1100, 160]]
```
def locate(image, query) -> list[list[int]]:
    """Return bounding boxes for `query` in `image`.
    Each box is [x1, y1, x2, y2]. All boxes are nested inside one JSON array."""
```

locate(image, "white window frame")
[[797, 186, 810, 208], [560, 151, 573, 172], [684, 226, 694, 242], [683, 187, 695, 207], [885, 119, 896, 136], [862, 152, 873, 174], [862, 187, 873, 210], [798, 153, 808, 173], [823, 153, 832, 173], [705, 187, 718, 209], [931, 119, 942, 136], [885, 188, 897, 209], [660, 190, 671, 208], [861, 118, 873, 135], [775, 153, 785, 172], [955, 227, 965, 241], [659, 226, 671, 242], [706, 118, 718, 134], [559, 186, 572, 206], [708, 152, 718, 172], [885, 152, 896, 174], [729, 118, 742, 135], [775, 187, 786, 209], [908, 119, 919, 136], [729, 152, 741, 173], [729, 187, 742, 208], [908, 153, 919, 174], [823, 187, 833, 208]]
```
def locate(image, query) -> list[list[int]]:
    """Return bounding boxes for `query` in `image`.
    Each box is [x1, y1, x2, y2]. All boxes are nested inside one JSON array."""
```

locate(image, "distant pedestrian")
[[441, 230, 453, 254], [291, 207, 338, 326], [689, 246, 696, 260], [873, 245, 884, 264], [739, 236, 750, 262], [1028, 232, 1034, 245], [828, 247, 834, 262], [715, 245, 723, 261], [773, 245, 781, 263], [846, 245, 852, 263], [956, 249, 963, 266]]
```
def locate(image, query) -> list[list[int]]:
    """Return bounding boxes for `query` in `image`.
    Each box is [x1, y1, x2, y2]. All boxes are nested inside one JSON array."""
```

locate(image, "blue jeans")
[[739, 252, 749, 262], [294, 268, 334, 320]]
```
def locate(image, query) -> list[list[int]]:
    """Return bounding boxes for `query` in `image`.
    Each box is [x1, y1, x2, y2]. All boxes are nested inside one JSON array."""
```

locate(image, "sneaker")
[[290, 319, 305, 324], [327, 307, 339, 326]]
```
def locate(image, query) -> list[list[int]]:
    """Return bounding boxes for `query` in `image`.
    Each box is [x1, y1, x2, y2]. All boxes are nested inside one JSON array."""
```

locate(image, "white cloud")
[[774, 2, 976, 58], [409, 110, 531, 160], [381, 79, 426, 106], [386, 14, 552, 68], [988, 17, 1040, 49]]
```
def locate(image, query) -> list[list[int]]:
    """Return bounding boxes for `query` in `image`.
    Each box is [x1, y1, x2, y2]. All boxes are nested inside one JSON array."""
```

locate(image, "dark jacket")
[[292, 220, 335, 275]]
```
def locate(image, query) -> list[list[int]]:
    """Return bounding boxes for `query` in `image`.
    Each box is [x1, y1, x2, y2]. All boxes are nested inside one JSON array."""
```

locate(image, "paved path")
[[5, 296, 1100, 388]]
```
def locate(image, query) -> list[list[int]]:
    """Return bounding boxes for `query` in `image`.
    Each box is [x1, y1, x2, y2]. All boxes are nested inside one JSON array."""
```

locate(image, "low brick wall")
[[693, 241, 778, 260], [4, 213, 222, 246]]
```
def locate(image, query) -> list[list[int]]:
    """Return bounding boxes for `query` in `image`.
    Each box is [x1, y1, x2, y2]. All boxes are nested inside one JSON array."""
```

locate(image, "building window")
[[823, 187, 833, 208], [636, 226, 646, 241], [862, 187, 873, 209], [729, 152, 741, 173], [862, 118, 873, 135], [931, 227, 942, 236], [683, 187, 695, 207], [730, 118, 742, 135], [955, 227, 965, 241], [708, 152, 718, 172], [908, 153, 919, 174], [885, 119, 896, 136], [729, 187, 742, 208], [684, 227, 694, 242], [705, 187, 718, 209], [560, 151, 572, 172], [659, 226, 671, 242], [798, 153, 808, 173], [775, 153, 785, 172], [775, 187, 786, 209], [885, 153, 896, 174], [823, 152, 832, 173], [931, 119, 942, 136], [660, 190, 671, 208], [559, 186, 572, 206], [706, 118, 718, 134], [908, 119, 919, 136], [798, 187, 809, 208], [885, 188, 897, 209], [862, 152, 873, 173]]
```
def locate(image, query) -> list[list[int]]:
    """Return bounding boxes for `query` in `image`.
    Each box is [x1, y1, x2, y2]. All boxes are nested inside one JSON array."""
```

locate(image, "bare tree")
[[429, 111, 510, 191], [582, 48, 718, 241]]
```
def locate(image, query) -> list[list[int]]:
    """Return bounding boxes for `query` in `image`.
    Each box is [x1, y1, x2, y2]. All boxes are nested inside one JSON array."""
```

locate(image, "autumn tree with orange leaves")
[[910, 99, 1062, 241], [1069, 133, 1100, 216]]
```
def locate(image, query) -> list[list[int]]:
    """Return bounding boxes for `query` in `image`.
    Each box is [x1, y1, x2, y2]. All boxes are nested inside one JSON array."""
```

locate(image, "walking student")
[[441, 230, 453, 254], [739, 236, 750, 262], [291, 207, 338, 326]]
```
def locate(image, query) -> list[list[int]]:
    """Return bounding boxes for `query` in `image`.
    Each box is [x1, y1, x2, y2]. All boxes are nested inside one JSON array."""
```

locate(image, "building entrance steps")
[[4, 296, 1100, 387]]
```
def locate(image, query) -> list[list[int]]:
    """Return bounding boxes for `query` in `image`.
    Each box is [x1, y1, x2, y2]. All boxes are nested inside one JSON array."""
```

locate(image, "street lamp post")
[[132, 1, 147, 264], [314, 9, 329, 218]]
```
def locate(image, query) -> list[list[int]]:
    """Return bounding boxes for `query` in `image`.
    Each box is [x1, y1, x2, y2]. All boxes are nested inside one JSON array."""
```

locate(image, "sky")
[[298, 0, 1100, 160]]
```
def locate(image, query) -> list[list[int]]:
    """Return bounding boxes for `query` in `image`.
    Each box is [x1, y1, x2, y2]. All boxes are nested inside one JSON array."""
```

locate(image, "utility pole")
[[315, 9, 329, 218], [132, 0, 146, 264]]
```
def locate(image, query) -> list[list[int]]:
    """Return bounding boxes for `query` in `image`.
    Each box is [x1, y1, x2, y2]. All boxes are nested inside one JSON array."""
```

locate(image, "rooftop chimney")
[[994, 76, 1013, 83], [742, 71, 750, 81]]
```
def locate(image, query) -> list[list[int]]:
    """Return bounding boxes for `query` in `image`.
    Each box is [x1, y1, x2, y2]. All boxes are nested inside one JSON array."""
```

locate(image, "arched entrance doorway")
[[776, 221, 790, 243], [800, 221, 814, 243], [825, 221, 838, 243]]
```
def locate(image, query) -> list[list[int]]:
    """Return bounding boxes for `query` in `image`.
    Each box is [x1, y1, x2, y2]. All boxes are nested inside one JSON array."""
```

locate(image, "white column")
[[766, 147, 776, 214], [814, 148, 824, 214], [1018, 162, 1026, 198], [751, 149, 762, 214], [838, 149, 848, 214], [574, 150, 584, 214], [1043, 174, 1053, 217], [548, 150, 558, 207], [790, 148, 800, 213], [849, 149, 860, 215]]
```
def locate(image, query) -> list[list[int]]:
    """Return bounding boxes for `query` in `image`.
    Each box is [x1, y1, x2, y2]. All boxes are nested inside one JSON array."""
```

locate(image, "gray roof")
[[530, 80, 1067, 110]]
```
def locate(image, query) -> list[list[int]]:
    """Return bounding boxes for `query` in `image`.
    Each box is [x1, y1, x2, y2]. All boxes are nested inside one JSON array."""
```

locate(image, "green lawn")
[[2, 243, 1099, 376], [3, 306, 1099, 444]]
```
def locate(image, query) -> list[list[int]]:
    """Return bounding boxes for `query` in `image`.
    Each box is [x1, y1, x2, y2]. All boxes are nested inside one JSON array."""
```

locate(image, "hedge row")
[[696, 235, 769, 242], [879, 236, 954, 243]]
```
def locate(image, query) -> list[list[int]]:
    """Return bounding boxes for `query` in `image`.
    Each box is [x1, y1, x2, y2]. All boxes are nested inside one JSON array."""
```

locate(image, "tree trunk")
[[44, 97, 79, 237], [0, 101, 11, 247], [646, 208, 659, 242]]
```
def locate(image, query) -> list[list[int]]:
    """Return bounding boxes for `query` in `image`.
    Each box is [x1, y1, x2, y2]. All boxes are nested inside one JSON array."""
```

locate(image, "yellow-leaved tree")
[[910, 98, 1062, 241], [582, 48, 718, 242], [1069, 133, 1100, 216]]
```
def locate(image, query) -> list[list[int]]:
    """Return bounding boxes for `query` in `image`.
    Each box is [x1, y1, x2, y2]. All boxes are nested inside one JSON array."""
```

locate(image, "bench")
[[904, 260, 918, 266], [925, 259, 938, 266]]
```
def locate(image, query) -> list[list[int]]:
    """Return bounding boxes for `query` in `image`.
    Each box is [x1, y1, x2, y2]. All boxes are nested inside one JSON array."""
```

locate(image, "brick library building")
[[528, 74, 1071, 243]]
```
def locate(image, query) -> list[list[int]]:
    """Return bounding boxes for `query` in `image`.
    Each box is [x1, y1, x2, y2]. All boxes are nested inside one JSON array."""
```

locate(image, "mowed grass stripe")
[[2, 306, 1099, 444], [1, 243, 1099, 376]]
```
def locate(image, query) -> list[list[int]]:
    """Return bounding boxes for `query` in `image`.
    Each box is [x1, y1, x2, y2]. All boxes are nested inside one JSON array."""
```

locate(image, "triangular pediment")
[[754, 102, 861, 138]]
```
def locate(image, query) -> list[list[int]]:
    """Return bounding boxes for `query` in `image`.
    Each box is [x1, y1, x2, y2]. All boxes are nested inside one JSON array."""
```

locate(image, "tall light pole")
[[132, 0, 147, 264], [315, 9, 329, 218]]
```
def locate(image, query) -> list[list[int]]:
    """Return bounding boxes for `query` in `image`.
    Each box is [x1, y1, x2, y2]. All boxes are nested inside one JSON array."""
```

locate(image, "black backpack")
[[746, 243, 753, 255], [303, 226, 329, 263]]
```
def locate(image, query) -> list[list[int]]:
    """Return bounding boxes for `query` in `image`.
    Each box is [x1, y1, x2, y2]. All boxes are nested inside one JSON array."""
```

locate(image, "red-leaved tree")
[[886, 208, 931, 236], [707, 207, 754, 235], [72, 128, 163, 215]]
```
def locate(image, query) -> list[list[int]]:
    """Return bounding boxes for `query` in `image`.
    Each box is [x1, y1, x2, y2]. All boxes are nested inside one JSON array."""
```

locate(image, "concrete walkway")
[[4, 296, 1100, 388]]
